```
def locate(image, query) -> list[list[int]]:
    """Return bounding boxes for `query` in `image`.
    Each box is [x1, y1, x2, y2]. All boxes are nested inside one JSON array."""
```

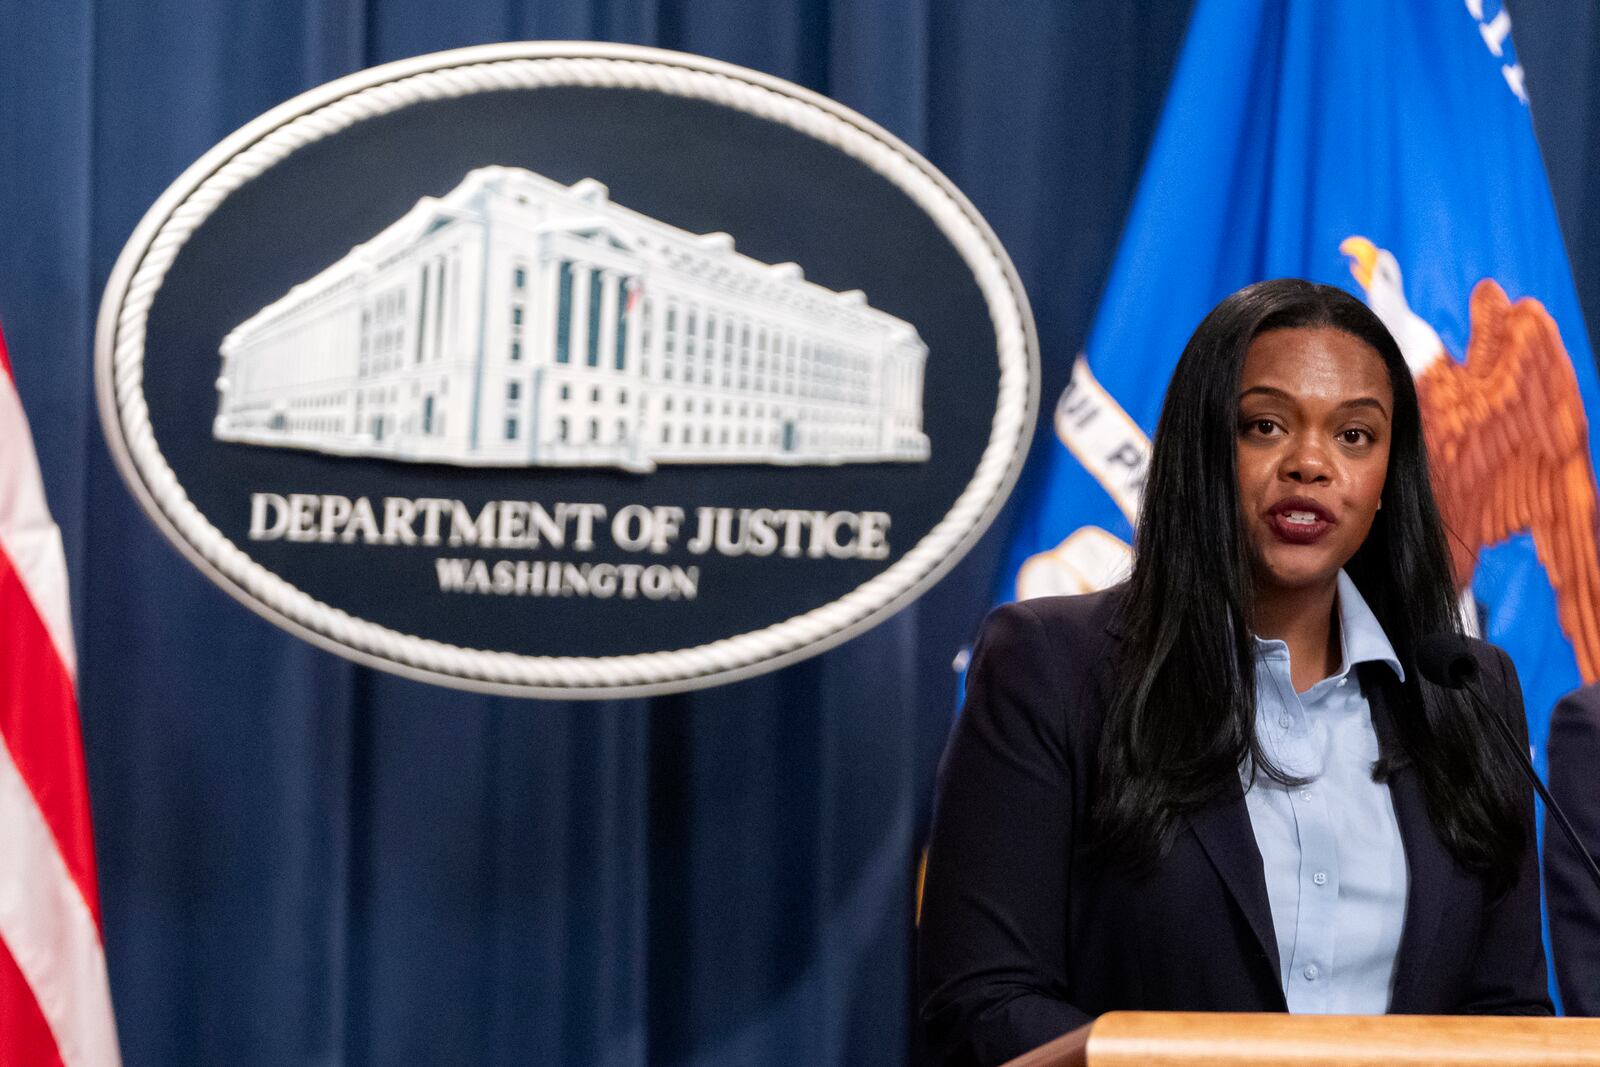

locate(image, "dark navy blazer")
[[1547, 683, 1600, 1015], [917, 589, 1550, 1067]]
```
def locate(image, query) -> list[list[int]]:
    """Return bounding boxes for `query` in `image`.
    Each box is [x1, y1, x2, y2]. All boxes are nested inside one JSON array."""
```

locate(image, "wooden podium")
[[1003, 1012, 1600, 1066]]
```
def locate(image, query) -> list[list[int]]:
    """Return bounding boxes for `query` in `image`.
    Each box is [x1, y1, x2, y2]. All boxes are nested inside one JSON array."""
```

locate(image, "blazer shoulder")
[[973, 585, 1125, 700], [984, 583, 1126, 644], [1458, 634, 1509, 666], [1450, 636, 1528, 739], [1458, 635, 1519, 692]]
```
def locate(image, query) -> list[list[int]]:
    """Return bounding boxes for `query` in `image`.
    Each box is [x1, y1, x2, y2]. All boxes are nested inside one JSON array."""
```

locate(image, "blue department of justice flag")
[[1002, 0, 1600, 794]]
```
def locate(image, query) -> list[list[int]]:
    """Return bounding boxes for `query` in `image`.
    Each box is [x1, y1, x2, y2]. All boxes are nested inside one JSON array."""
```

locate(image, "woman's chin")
[[1252, 552, 1344, 596]]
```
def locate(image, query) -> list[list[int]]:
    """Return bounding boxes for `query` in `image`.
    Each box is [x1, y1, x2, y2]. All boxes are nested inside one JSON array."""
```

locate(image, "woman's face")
[[1235, 325, 1394, 600]]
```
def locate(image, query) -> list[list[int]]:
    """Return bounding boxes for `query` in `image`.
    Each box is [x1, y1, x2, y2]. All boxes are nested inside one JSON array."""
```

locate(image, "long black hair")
[[1094, 278, 1526, 886]]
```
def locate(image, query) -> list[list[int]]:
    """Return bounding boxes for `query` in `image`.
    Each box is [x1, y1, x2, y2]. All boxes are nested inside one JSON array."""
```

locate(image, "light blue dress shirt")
[[1242, 570, 1409, 1014]]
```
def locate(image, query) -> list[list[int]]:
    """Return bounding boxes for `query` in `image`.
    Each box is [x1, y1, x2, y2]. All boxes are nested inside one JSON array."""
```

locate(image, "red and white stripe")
[[0, 327, 121, 1066]]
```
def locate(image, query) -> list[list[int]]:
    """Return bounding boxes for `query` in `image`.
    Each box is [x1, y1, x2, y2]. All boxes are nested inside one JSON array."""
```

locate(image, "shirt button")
[[1300, 790, 1313, 801], [1304, 964, 1320, 981], [1313, 871, 1328, 886], [1278, 715, 1292, 728]]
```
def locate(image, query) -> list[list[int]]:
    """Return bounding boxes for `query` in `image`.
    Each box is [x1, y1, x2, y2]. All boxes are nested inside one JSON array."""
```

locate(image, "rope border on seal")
[[106, 50, 1034, 694]]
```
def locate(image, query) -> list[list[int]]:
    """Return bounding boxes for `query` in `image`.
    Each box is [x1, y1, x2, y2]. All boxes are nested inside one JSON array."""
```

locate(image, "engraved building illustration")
[[213, 166, 931, 471]]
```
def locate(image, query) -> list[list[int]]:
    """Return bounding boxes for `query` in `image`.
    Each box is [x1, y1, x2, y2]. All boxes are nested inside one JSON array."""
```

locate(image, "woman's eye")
[[1339, 428, 1371, 445], [1249, 419, 1279, 436]]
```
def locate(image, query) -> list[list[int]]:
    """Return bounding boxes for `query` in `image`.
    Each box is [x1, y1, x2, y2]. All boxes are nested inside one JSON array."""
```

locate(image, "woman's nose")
[[1280, 439, 1332, 483]]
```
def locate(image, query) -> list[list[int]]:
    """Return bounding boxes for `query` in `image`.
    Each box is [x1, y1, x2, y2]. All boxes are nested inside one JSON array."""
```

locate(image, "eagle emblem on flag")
[[1342, 237, 1600, 682]]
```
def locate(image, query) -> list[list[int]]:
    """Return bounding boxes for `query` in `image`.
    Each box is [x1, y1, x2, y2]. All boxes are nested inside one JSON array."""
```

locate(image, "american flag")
[[0, 325, 120, 1065]]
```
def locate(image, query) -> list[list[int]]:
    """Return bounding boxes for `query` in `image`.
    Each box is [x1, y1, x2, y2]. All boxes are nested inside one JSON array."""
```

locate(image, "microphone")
[[1417, 633, 1600, 901], [1416, 633, 1481, 690]]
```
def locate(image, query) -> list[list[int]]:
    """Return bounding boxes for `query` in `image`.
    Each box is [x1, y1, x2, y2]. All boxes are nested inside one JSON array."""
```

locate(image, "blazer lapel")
[[1105, 605, 1283, 995], [1362, 664, 1453, 1011], [1185, 779, 1282, 983]]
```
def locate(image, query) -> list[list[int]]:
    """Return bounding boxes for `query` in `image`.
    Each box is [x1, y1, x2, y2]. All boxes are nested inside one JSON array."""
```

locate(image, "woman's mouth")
[[1266, 499, 1335, 544]]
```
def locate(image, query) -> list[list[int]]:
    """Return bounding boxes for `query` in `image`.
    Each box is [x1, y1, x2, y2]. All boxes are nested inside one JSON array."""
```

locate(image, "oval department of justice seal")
[[95, 42, 1038, 699]]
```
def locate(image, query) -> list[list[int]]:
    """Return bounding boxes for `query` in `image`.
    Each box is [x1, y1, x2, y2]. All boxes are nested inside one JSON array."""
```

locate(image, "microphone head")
[[1417, 632, 1478, 690]]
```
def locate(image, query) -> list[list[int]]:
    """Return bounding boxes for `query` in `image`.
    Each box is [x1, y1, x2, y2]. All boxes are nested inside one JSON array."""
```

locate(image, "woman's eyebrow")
[[1337, 396, 1391, 417]]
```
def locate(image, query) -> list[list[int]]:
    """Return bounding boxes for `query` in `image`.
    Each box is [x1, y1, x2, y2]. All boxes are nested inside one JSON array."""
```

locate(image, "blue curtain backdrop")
[[0, 2, 1595, 1064]]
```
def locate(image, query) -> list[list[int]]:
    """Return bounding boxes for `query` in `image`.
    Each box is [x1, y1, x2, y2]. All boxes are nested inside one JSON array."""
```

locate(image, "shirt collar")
[[1334, 570, 1405, 683], [1252, 570, 1406, 684]]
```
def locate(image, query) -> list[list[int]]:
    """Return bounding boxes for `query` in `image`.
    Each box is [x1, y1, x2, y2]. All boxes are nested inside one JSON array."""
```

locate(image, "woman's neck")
[[1254, 581, 1342, 692]]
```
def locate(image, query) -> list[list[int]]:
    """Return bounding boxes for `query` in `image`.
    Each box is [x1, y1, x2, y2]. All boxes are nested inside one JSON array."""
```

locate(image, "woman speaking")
[[917, 280, 1550, 1066]]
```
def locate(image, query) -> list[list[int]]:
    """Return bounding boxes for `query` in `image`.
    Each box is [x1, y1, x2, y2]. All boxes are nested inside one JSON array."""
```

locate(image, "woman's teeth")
[[1284, 511, 1318, 525]]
